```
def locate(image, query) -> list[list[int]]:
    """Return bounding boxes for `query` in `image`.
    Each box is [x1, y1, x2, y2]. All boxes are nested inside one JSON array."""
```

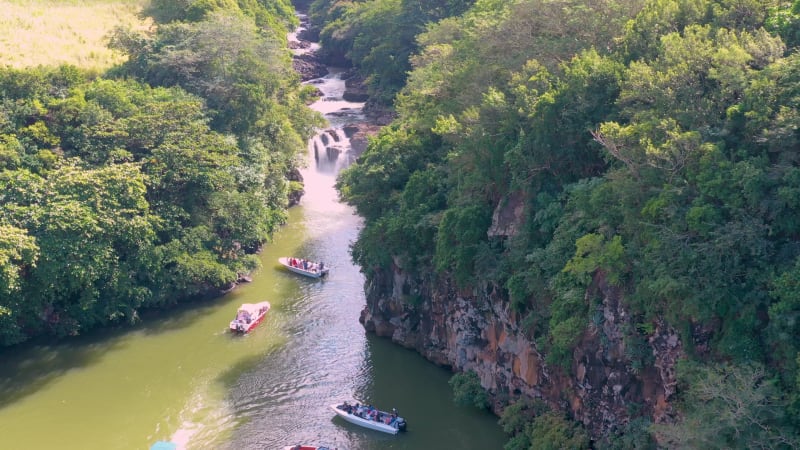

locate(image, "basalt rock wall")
[[360, 258, 683, 438]]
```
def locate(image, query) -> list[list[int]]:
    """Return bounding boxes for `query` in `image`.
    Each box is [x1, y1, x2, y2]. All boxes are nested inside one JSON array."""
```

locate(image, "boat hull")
[[330, 404, 401, 435]]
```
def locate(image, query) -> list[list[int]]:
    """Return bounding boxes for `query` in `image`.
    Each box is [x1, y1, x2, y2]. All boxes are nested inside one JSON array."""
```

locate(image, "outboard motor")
[[396, 417, 407, 432]]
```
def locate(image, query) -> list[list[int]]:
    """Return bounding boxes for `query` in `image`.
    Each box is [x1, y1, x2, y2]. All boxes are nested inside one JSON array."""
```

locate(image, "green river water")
[[0, 56, 507, 449]]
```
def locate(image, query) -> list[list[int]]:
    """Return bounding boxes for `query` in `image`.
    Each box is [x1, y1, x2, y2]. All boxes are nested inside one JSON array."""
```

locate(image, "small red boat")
[[229, 301, 271, 333]]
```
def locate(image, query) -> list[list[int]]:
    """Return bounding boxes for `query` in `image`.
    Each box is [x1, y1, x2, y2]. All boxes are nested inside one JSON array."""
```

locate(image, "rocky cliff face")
[[359, 202, 683, 438]]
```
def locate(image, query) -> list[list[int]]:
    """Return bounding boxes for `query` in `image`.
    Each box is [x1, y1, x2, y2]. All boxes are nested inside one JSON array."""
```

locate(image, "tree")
[[0, 224, 39, 345], [653, 363, 799, 449], [449, 370, 490, 409]]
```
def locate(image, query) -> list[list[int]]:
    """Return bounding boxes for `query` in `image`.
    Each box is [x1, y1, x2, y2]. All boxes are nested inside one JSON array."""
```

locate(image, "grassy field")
[[0, 0, 151, 70]]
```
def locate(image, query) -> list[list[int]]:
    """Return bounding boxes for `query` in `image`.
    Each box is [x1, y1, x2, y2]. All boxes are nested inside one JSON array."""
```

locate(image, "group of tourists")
[[236, 310, 252, 324], [288, 257, 324, 273], [339, 402, 399, 426], [288, 446, 335, 450]]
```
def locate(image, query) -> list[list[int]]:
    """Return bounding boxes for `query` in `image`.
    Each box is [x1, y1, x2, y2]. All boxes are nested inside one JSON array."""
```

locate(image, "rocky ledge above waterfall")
[[342, 124, 377, 157], [292, 52, 329, 82]]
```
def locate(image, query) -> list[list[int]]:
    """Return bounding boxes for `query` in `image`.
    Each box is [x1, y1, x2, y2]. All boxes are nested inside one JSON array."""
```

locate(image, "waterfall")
[[309, 127, 354, 174]]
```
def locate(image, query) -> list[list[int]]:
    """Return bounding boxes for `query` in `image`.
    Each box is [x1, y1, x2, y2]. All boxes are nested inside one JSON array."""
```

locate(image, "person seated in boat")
[[319, 262, 324, 271]]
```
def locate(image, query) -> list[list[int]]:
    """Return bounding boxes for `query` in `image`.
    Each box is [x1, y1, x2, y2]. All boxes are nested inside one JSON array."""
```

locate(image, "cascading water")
[[310, 116, 358, 174], [306, 67, 365, 170]]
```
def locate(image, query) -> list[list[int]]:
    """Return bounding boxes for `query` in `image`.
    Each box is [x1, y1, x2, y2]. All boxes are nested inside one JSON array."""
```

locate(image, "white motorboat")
[[283, 444, 336, 450], [279, 257, 329, 278], [283, 446, 335, 450], [330, 402, 407, 435], [229, 301, 271, 333]]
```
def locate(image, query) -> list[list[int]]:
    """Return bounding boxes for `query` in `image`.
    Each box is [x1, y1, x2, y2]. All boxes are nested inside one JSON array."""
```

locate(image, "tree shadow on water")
[[138, 294, 232, 336], [0, 334, 126, 409], [0, 293, 239, 409]]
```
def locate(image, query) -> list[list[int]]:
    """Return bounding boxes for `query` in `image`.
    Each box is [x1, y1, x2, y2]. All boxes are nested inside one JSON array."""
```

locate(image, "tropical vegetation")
[[0, 0, 322, 345], [330, 0, 800, 446], [4, 0, 800, 446]]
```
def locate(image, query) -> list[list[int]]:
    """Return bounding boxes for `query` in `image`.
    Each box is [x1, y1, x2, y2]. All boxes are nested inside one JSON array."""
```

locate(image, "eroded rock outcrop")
[[359, 196, 684, 439]]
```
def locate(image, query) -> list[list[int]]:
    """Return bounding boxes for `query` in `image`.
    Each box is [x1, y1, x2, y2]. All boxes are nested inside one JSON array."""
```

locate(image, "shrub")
[[449, 370, 490, 410]]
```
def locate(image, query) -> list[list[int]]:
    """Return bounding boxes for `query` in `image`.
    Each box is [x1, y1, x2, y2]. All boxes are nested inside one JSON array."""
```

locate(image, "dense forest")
[[325, 0, 800, 447], [0, 0, 322, 345], [4, 0, 800, 446]]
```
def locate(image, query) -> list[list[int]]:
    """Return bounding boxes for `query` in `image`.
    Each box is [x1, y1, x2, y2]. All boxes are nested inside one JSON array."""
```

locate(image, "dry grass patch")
[[0, 0, 151, 70]]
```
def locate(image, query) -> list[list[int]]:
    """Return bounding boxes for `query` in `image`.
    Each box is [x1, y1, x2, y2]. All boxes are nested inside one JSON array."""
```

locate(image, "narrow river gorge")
[[0, 16, 506, 450]]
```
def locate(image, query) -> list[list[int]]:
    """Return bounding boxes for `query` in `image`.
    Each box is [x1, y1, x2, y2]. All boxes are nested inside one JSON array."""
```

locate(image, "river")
[[0, 19, 507, 450]]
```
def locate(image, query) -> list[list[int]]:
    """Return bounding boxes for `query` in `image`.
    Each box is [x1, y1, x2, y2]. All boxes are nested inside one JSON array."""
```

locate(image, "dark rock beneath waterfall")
[[287, 167, 304, 207], [293, 53, 329, 82], [296, 26, 320, 43], [364, 102, 396, 126], [343, 90, 370, 103], [342, 125, 360, 137], [342, 71, 370, 102], [326, 146, 342, 160], [317, 49, 351, 68], [341, 70, 396, 125], [288, 39, 311, 52], [344, 123, 382, 157]]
